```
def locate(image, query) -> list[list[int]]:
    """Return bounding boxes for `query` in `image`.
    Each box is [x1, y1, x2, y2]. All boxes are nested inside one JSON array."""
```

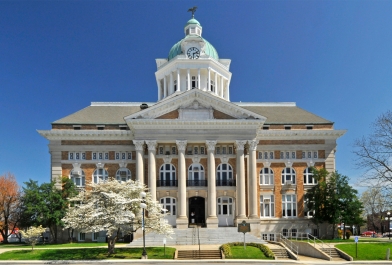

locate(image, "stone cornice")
[[37, 130, 132, 141], [257, 130, 346, 140]]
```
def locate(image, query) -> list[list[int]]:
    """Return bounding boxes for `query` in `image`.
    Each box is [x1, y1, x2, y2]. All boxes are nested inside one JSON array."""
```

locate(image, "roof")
[[52, 101, 331, 125], [185, 18, 201, 26]]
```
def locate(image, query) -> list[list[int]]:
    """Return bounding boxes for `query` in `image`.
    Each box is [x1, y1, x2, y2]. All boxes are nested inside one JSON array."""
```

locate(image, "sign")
[[237, 220, 250, 233], [354, 236, 359, 243]]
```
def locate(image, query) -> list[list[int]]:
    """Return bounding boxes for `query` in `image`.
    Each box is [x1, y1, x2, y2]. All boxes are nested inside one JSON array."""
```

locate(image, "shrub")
[[345, 230, 352, 239], [219, 242, 274, 259]]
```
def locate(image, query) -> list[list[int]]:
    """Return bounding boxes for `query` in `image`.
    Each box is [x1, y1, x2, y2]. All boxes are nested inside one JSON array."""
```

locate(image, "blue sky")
[[1, 1, 391, 192]]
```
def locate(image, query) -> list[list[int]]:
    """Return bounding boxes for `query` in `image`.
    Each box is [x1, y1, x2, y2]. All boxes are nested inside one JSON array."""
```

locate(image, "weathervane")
[[188, 6, 197, 18]]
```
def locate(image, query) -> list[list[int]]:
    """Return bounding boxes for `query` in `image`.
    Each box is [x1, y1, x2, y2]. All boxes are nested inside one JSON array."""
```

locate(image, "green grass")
[[0, 247, 175, 260], [336, 242, 392, 260], [229, 246, 272, 259], [0, 242, 122, 248]]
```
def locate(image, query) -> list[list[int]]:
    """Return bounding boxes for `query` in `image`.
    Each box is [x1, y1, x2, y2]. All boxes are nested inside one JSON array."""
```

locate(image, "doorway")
[[188, 196, 205, 226]]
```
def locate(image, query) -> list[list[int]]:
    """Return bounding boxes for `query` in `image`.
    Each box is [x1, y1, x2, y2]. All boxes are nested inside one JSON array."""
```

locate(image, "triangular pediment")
[[124, 90, 266, 121]]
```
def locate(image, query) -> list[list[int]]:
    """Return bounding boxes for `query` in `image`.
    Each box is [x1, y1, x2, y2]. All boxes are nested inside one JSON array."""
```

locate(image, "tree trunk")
[[107, 228, 120, 256]]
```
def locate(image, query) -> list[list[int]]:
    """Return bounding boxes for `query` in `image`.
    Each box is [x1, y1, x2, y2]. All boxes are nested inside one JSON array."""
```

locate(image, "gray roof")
[[53, 102, 331, 125], [241, 106, 332, 124]]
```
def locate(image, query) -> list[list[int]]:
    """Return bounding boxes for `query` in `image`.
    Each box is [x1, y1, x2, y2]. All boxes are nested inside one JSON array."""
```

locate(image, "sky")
[[1, 0, 391, 192]]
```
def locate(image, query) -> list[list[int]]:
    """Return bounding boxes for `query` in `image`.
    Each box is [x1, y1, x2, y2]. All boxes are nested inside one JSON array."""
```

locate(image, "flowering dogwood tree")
[[20, 225, 46, 250], [62, 180, 173, 255]]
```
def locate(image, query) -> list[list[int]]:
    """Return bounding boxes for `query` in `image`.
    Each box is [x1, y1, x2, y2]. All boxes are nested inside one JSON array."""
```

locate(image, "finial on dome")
[[187, 6, 197, 18]]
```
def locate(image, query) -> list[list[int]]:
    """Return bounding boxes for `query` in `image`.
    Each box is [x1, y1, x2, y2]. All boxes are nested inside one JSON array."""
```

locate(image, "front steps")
[[268, 245, 291, 259], [176, 250, 221, 260], [320, 247, 348, 261], [129, 227, 266, 246]]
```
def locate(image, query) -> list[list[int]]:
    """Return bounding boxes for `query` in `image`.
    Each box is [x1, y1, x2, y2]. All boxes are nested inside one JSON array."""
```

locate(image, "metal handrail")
[[304, 233, 333, 257], [186, 180, 208, 187], [279, 233, 299, 258], [156, 180, 178, 187], [216, 180, 236, 186]]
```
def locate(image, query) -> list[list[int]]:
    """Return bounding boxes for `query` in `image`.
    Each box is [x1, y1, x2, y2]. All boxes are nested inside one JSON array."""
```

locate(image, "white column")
[[206, 140, 218, 227], [214, 71, 217, 95], [248, 140, 258, 219], [208, 68, 211, 91], [176, 140, 188, 228], [187, 69, 190, 90], [146, 140, 157, 202], [220, 76, 224, 98], [157, 80, 162, 101], [227, 81, 230, 101], [170, 72, 173, 94], [198, 68, 201, 90], [177, 69, 180, 91], [134, 140, 145, 185], [235, 140, 247, 219], [163, 76, 167, 98]]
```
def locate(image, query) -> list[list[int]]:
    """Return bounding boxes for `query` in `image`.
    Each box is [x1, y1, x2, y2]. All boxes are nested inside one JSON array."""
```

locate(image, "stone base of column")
[[235, 217, 247, 226], [206, 217, 219, 228], [249, 214, 259, 219], [176, 217, 189, 229], [248, 219, 261, 238]]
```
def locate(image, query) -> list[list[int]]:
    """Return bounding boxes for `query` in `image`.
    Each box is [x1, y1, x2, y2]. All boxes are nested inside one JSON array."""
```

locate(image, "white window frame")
[[216, 163, 233, 185], [282, 194, 297, 217], [160, 197, 176, 216], [92, 152, 109, 160], [188, 164, 205, 181], [78, 232, 86, 241], [260, 167, 274, 185], [217, 197, 233, 216], [68, 152, 85, 160], [159, 164, 176, 186], [260, 195, 275, 217], [93, 168, 109, 183], [115, 152, 132, 160], [70, 169, 85, 187], [281, 168, 296, 184], [92, 232, 99, 241], [303, 167, 317, 185], [116, 168, 131, 182]]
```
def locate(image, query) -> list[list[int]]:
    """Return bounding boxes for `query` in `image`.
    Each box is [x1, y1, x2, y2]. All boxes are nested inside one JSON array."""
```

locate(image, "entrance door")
[[188, 196, 205, 226]]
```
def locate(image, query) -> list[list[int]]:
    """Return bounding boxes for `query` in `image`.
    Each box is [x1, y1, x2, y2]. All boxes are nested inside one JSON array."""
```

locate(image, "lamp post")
[[140, 191, 148, 259], [387, 211, 391, 241]]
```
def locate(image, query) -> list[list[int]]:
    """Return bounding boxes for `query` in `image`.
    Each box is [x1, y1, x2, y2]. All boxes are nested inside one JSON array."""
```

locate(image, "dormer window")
[[284, 125, 291, 130], [73, 125, 81, 130], [97, 125, 105, 130], [306, 125, 313, 130]]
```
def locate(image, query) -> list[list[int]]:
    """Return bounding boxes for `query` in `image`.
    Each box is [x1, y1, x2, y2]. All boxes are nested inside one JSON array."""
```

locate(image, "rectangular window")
[[264, 152, 268, 160], [291, 152, 296, 159], [258, 152, 262, 159], [216, 147, 221, 154], [260, 195, 275, 217], [228, 146, 233, 154], [200, 146, 205, 155], [92, 232, 99, 241], [222, 146, 227, 154], [194, 146, 198, 155], [269, 152, 274, 159], [75, 153, 80, 160], [191, 76, 198, 89], [105, 153, 109, 160], [308, 152, 311, 159], [82, 152, 86, 160], [98, 153, 103, 160], [314, 151, 318, 158], [69, 152, 74, 160], [122, 152, 126, 160], [93, 153, 97, 160], [280, 152, 284, 159], [79, 232, 85, 241], [159, 147, 164, 155], [171, 147, 176, 155], [174, 80, 177, 91], [115, 152, 120, 160], [128, 152, 132, 159], [302, 152, 305, 159], [285, 152, 289, 159], [282, 195, 297, 217]]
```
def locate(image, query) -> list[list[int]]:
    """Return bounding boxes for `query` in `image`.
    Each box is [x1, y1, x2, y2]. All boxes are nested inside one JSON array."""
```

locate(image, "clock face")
[[187, 47, 200, 59]]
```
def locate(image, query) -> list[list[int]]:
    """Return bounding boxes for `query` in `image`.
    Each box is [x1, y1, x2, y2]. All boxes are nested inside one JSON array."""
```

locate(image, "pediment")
[[124, 90, 266, 121]]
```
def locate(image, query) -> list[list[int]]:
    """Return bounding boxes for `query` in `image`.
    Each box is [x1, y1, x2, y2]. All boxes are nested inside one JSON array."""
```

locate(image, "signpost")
[[238, 221, 250, 249]]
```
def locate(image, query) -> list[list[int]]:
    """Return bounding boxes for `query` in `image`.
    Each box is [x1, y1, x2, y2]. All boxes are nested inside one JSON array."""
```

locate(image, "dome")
[[185, 18, 201, 26], [167, 36, 219, 61]]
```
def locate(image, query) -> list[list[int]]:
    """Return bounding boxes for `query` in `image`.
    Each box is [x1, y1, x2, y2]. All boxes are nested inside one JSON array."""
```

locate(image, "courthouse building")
[[39, 15, 345, 239]]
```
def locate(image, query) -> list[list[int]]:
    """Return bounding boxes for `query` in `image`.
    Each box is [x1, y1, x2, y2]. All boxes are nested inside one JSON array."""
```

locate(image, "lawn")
[[0, 242, 122, 248], [229, 246, 272, 259], [0, 247, 175, 260], [336, 242, 392, 260]]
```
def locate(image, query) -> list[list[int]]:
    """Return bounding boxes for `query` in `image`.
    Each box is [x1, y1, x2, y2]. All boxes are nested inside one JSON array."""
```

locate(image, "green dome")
[[168, 36, 219, 61], [185, 18, 201, 26]]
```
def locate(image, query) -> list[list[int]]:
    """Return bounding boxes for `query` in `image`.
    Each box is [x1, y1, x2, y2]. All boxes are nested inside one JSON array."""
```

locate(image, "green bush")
[[219, 242, 274, 259], [345, 230, 352, 239]]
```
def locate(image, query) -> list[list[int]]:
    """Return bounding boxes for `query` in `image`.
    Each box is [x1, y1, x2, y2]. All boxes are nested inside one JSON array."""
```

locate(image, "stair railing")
[[304, 233, 333, 257], [278, 233, 299, 259]]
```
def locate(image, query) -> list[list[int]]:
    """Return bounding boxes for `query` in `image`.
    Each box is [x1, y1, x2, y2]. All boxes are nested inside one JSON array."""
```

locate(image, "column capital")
[[205, 140, 217, 151], [133, 140, 145, 151], [235, 140, 247, 151], [176, 140, 187, 151], [145, 140, 157, 151], [248, 140, 258, 151]]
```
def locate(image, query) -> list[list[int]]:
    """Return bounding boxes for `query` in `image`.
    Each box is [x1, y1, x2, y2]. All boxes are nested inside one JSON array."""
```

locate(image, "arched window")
[[160, 197, 176, 216], [216, 164, 233, 186], [159, 164, 176, 187], [93, 168, 108, 183], [260, 168, 274, 185], [303, 167, 317, 184], [217, 197, 233, 216], [188, 164, 205, 186], [116, 168, 131, 182], [70, 169, 85, 187], [281, 168, 296, 184]]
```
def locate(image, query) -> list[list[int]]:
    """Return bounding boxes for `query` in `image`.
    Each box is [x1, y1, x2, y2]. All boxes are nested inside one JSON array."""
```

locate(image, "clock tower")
[[155, 15, 232, 101]]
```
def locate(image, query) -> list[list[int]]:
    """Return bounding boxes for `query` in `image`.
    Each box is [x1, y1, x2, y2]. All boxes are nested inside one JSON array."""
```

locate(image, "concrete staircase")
[[129, 227, 266, 246], [177, 250, 221, 260], [266, 244, 291, 260], [320, 247, 347, 261]]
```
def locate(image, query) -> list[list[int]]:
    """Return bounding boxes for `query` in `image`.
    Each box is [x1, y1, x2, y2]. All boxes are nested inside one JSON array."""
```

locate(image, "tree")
[[0, 173, 22, 244], [20, 225, 46, 250], [62, 179, 173, 255], [360, 186, 391, 232], [354, 110, 392, 190], [305, 169, 364, 239], [21, 177, 77, 243]]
